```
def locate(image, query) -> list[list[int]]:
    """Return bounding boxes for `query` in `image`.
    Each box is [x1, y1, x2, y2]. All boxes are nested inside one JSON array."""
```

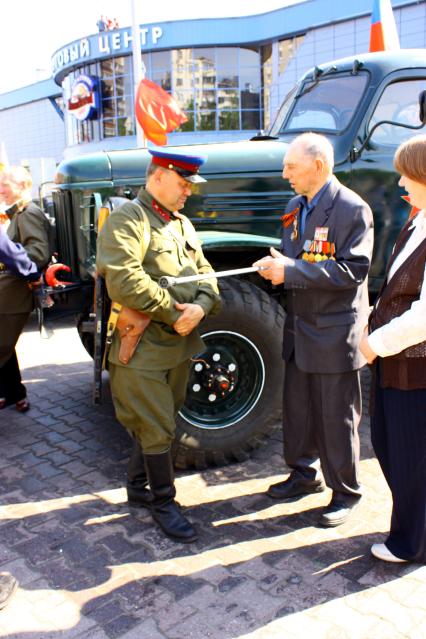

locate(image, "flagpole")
[[369, 0, 400, 52], [130, 0, 146, 148], [0, 141, 9, 172]]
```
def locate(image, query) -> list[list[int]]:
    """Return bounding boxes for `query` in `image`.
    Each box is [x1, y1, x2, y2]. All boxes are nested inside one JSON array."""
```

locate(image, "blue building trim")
[[0, 79, 60, 111], [49, 96, 64, 121], [51, 0, 415, 85]]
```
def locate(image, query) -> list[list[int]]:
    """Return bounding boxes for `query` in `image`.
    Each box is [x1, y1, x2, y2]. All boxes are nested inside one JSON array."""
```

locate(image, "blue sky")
[[0, 0, 296, 94]]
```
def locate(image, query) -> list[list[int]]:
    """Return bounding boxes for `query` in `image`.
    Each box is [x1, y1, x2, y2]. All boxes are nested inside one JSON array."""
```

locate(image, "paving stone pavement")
[[0, 314, 425, 639]]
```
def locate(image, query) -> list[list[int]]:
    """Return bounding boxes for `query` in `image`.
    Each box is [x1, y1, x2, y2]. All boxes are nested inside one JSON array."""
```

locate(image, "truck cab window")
[[370, 79, 425, 146], [277, 74, 368, 134]]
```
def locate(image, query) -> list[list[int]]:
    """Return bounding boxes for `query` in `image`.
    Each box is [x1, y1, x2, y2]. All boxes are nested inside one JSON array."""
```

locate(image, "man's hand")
[[359, 326, 377, 364], [173, 302, 205, 336], [253, 247, 286, 285]]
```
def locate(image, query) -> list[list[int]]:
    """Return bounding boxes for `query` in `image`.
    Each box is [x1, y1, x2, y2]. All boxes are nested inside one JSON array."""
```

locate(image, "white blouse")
[[368, 211, 426, 358]]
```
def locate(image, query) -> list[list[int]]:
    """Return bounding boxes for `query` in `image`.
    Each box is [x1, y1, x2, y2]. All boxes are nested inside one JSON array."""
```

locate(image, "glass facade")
[[63, 45, 270, 146], [168, 47, 262, 133], [261, 35, 304, 131], [100, 56, 135, 138]]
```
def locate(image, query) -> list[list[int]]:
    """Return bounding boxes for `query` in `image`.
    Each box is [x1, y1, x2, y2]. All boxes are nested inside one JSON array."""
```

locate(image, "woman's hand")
[[359, 326, 377, 364]]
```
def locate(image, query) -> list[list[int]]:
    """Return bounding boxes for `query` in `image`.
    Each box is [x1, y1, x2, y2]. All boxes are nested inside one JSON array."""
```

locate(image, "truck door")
[[351, 74, 426, 291]]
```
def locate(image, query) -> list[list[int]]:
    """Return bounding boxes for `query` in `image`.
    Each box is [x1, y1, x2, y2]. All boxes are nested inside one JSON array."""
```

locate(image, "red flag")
[[369, 0, 400, 52], [135, 79, 188, 146]]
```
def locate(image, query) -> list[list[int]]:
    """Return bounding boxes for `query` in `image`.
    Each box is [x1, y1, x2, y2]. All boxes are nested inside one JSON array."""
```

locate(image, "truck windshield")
[[269, 73, 368, 135]]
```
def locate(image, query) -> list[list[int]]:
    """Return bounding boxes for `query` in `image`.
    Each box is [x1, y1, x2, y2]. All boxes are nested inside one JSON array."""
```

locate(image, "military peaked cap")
[[148, 149, 207, 183]]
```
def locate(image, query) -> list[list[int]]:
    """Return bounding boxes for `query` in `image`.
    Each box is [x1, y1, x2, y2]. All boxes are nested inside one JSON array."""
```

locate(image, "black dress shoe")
[[318, 498, 360, 527], [267, 475, 325, 500]]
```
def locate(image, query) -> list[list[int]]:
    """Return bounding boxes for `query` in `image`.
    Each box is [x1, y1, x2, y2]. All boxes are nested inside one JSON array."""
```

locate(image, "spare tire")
[[173, 277, 285, 469]]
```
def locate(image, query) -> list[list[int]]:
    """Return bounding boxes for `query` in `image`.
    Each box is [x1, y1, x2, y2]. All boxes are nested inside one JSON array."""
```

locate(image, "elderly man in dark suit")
[[254, 132, 374, 527]]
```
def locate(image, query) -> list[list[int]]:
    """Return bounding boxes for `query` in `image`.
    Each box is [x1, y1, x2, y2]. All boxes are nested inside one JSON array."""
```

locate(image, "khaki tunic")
[[96, 188, 222, 451]]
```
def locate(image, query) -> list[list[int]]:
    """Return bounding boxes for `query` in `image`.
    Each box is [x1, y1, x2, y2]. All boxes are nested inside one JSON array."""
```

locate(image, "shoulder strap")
[[133, 197, 151, 261], [175, 212, 194, 237], [168, 212, 197, 253]]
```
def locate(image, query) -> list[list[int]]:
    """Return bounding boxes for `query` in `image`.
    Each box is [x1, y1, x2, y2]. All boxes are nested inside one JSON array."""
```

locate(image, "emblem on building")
[[68, 75, 99, 120]]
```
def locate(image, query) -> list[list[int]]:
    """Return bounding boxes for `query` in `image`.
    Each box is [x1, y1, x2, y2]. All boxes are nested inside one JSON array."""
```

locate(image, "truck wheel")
[[173, 278, 284, 469]]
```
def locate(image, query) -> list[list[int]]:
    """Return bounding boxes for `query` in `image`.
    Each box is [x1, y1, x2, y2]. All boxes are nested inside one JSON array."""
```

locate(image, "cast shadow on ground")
[[3, 510, 419, 639]]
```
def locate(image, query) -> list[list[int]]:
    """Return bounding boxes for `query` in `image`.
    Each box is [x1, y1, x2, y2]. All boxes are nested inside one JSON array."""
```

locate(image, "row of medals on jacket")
[[290, 215, 336, 261]]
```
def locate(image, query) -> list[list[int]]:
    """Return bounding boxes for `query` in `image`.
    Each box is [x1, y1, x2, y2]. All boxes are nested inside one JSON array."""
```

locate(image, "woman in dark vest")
[[360, 134, 426, 564]]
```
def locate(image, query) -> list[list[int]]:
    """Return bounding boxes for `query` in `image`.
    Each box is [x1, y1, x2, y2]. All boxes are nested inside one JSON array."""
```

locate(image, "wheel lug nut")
[[194, 363, 203, 372], [208, 394, 217, 402], [192, 384, 201, 392], [228, 363, 236, 372], [212, 353, 220, 361]]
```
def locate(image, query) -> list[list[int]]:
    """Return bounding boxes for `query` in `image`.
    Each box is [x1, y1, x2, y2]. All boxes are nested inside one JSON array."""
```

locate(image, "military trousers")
[[282, 356, 363, 500], [109, 359, 191, 454]]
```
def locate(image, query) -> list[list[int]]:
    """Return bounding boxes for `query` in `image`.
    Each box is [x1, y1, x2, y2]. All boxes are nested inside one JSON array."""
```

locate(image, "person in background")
[[97, 15, 107, 32], [254, 133, 374, 527], [97, 150, 221, 544], [360, 134, 426, 564], [0, 167, 50, 412]]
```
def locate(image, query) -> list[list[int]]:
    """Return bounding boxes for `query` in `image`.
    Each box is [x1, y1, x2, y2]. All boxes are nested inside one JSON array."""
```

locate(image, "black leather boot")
[[126, 439, 152, 508], [143, 450, 198, 543]]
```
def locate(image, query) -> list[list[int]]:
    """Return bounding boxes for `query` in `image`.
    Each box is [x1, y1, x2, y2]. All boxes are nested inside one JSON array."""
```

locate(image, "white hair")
[[293, 132, 334, 170], [0, 166, 33, 196]]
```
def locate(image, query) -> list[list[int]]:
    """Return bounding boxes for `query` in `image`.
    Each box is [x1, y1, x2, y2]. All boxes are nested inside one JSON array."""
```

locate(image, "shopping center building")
[[0, 0, 425, 186]]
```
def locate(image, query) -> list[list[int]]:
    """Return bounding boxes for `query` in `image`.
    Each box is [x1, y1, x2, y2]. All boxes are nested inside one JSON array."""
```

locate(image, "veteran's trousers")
[[371, 366, 426, 563], [0, 313, 29, 403], [282, 356, 363, 501], [109, 359, 191, 454]]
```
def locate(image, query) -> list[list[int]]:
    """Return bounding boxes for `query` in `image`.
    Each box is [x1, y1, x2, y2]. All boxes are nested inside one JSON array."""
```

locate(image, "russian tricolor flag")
[[369, 0, 400, 52]]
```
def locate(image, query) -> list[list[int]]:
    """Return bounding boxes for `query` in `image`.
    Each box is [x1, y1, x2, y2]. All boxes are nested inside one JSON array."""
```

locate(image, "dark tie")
[[300, 203, 313, 235]]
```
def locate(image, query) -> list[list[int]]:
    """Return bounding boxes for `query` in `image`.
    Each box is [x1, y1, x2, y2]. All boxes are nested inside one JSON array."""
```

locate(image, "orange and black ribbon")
[[280, 205, 300, 228]]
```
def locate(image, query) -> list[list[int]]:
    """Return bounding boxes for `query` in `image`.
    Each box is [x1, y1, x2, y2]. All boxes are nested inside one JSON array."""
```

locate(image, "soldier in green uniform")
[[96, 150, 221, 543], [0, 166, 50, 412]]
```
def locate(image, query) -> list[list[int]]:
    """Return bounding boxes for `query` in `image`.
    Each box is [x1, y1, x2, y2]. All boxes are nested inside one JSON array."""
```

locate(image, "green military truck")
[[49, 48, 426, 468]]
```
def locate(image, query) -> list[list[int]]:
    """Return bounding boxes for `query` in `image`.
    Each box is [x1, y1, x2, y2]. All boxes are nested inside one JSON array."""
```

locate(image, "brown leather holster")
[[116, 307, 151, 365]]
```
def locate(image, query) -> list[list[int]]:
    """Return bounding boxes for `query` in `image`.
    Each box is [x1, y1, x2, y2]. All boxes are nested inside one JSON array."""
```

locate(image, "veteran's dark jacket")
[[281, 176, 374, 374], [0, 201, 50, 314], [96, 188, 222, 371]]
